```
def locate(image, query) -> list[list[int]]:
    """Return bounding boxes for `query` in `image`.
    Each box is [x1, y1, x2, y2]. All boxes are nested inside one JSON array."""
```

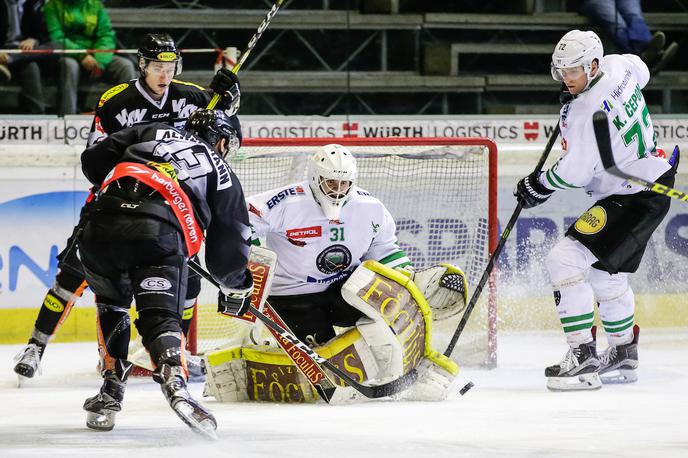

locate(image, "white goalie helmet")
[[307, 144, 357, 220], [551, 30, 603, 85]]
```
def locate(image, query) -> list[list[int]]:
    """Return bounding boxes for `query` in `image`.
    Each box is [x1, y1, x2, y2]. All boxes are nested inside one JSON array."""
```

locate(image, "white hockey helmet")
[[307, 144, 357, 220], [551, 30, 603, 84]]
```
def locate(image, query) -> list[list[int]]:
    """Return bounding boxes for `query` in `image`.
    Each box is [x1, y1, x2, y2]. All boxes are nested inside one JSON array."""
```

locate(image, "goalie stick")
[[206, 0, 286, 110], [188, 259, 418, 400], [592, 110, 686, 203], [443, 123, 561, 359]]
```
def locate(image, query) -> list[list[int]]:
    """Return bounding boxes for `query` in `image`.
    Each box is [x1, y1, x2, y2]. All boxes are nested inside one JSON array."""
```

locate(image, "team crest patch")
[[574, 206, 607, 235], [316, 244, 352, 274]]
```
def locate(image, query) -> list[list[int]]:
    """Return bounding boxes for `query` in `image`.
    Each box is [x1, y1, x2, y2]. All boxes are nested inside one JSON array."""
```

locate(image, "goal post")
[[188, 137, 499, 367]]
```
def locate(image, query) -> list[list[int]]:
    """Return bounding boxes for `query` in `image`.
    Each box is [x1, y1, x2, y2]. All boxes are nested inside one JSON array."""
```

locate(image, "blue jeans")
[[581, 0, 652, 54]]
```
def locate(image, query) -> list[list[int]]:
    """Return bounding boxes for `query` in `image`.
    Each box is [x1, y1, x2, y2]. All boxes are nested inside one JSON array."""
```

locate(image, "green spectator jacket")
[[44, 0, 116, 69]]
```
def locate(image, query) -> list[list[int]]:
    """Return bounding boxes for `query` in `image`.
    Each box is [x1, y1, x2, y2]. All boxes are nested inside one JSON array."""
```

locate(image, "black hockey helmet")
[[185, 109, 240, 158], [137, 33, 182, 76]]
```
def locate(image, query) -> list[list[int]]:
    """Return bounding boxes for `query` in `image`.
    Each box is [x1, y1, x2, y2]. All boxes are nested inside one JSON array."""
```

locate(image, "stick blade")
[[592, 110, 616, 170]]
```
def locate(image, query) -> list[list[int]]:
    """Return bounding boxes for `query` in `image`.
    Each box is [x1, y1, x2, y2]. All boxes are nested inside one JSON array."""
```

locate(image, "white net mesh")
[[191, 138, 498, 367]]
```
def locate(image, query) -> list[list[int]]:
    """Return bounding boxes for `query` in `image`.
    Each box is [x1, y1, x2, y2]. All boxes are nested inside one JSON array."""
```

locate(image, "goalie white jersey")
[[542, 54, 670, 200], [247, 181, 411, 295]]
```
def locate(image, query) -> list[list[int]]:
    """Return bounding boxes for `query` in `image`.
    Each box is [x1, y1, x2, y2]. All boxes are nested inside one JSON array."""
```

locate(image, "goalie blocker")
[[204, 260, 467, 402]]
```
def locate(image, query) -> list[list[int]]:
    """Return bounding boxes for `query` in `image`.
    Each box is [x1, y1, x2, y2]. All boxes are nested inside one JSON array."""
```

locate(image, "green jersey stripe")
[[378, 251, 408, 265], [550, 169, 580, 189], [545, 170, 567, 190]]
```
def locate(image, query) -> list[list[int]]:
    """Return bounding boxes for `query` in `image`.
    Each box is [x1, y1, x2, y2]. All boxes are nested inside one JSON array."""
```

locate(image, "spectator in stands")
[[0, 0, 55, 113], [43, 0, 135, 114], [580, 0, 677, 73]]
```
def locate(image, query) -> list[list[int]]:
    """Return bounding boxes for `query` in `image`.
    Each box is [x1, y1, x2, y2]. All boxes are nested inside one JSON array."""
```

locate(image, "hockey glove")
[[514, 171, 554, 209], [218, 270, 253, 317], [210, 68, 241, 115]]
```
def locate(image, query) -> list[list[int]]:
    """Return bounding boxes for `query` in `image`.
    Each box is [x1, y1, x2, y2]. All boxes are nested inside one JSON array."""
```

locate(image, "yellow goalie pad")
[[204, 327, 379, 403], [342, 260, 459, 377]]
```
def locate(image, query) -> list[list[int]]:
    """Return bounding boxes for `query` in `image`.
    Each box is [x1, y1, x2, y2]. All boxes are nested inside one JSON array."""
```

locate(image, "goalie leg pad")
[[203, 328, 380, 403], [355, 317, 403, 383]]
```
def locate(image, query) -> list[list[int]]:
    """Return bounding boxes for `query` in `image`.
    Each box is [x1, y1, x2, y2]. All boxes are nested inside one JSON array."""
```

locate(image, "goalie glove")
[[412, 264, 468, 321], [218, 270, 253, 317]]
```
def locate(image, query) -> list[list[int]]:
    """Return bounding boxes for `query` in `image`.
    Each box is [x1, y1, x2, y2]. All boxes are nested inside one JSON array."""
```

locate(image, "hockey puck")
[[459, 382, 474, 396]]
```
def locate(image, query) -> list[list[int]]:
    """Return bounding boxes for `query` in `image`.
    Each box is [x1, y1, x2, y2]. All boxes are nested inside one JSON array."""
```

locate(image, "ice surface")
[[1, 330, 687, 458]]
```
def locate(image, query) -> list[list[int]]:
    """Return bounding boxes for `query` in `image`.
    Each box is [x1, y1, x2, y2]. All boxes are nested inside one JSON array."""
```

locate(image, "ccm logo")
[[140, 277, 172, 291], [286, 226, 322, 239]]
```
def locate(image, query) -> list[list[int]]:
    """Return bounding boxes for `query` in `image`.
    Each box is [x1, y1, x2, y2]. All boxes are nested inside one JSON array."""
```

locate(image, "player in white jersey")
[[248, 144, 412, 343], [514, 30, 678, 391], [238, 144, 467, 400]]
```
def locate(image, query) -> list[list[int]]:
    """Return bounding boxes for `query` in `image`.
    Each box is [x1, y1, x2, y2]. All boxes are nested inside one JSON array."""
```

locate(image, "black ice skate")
[[545, 340, 601, 391], [155, 363, 217, 440], [84, 360, 132, 431], [13, 340, 46, 387], [599, 325, 639, 384]]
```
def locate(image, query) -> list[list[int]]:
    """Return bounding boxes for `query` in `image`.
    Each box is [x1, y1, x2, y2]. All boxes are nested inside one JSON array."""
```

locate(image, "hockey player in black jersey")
[[78, 109, 252, 439], [88, 33, 241, 145], [13, 33, 240, 384]]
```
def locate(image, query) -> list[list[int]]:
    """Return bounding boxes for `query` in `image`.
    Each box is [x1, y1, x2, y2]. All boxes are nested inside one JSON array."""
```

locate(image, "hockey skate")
[[84, 361, 132, 431], [13, 341, 45, 387], [155, 364, 217, 440], [599, 325, 639, 384], [545, 341, 601, 392]]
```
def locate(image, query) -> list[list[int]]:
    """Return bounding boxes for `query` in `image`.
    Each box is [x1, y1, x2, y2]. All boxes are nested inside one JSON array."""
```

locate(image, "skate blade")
[[601, 368, 638, 384], [86, 411, 116, 431], [16, 374, 29, 388], [547, 372, 602, 392], [172, 401, 218, 441]]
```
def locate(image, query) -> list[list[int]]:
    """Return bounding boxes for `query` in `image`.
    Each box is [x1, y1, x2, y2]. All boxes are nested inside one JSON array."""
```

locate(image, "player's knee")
[[54, 269, 87, 295], [545, 237, 594, 287], [589, 268, 629, 302], [135, 309, 182, 349]]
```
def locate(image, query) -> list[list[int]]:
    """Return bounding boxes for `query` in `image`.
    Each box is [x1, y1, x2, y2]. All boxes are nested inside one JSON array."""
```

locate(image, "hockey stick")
[[206, 0, 286, 110], [592, 110, 686, 202], [188, 259, 418, 400], [443, 123, 561, 358]]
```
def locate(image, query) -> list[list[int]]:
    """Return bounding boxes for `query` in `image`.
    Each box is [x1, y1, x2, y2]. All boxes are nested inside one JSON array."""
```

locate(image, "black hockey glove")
[[218, 270, 253, 317], [514, 171, 554, 209], [210, 67, 240, 108]]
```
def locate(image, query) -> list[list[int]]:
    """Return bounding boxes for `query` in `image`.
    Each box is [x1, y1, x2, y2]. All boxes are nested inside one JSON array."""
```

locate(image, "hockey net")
[[188, 137, 499, 367]]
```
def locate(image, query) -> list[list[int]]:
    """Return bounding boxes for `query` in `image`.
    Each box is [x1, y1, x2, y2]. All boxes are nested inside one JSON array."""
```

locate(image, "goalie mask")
[[307, 144, 357, 220], [550, 30, 602, 90], [185, 109, 240, 159], [138, 33, 182, 78]]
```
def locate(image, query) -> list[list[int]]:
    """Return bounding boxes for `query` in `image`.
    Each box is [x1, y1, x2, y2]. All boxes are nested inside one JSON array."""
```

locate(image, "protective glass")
[[143, 60, 178, 78], [551, 64, 585, 81]]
